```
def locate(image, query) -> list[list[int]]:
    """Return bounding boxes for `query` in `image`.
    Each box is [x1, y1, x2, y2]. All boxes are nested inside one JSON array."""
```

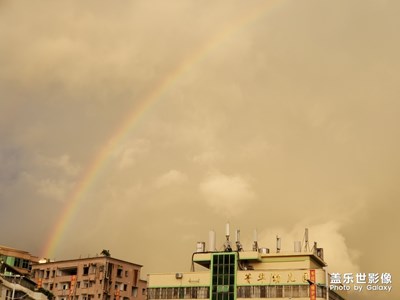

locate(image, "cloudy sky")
[[1, 1, 399, 299]]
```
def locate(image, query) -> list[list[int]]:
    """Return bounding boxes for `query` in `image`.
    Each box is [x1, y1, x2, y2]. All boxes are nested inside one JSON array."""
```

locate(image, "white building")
[[147, 226, 347, 300]]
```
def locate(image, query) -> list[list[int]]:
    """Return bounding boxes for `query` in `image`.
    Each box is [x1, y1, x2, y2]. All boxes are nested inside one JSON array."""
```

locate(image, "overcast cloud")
[[1, 1, 399, 299]]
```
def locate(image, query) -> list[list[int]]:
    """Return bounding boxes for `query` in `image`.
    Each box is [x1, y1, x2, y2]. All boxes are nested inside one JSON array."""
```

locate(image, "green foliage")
[[100, 249, 111, 257]]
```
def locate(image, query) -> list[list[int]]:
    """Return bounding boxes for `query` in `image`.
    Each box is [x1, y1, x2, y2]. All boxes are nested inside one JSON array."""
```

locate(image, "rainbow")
[[42, 1, 281, 258]]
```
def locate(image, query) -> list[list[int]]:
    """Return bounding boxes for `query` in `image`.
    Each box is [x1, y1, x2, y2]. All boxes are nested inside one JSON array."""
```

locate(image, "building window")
[[90, 265, 97, 274], [131, 287, 138, 297], [133, 270, 138, 285], [117, 268, 123, 278], [211, 253, 236, 300], [237, 287, 249, 298], [237, 284, 312, 298], [83, 266, 89, 276], [317, 286, 326, 298], [147, 287, 209, 299], [22, 260, 29, 269], [15, 258, 21, 268], [299, 285, 308, 297]]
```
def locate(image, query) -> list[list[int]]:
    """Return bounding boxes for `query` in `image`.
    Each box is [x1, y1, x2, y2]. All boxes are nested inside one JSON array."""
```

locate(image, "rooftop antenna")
[[235, 229, 243, 251], [294, 240, 302, 252], [312, 241, 317, 252], [252, 229, 258, 251], [276, 235, 281, 253], [224, 223, 232, 252], [208, 230, 216, 252], [303, 228, 310, 252]]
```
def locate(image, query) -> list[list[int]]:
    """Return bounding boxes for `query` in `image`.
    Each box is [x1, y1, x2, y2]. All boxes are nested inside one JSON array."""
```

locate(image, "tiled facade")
[[31, 256, 146, 300]]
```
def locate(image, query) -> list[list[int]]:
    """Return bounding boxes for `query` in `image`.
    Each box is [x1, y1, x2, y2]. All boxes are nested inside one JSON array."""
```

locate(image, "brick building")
[[31, 256, 146, 300]]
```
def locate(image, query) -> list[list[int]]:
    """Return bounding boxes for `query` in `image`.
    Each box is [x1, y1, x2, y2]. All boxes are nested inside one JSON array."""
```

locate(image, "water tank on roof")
[[196, 242, 205, 253]]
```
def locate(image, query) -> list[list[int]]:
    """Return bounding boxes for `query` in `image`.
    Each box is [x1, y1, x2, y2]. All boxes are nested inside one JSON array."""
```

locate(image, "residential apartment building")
[[0, 245, 47, 300], [0, 245, 39, 276], [31, 256, 146, 300], [0, 274, 47, 300]]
